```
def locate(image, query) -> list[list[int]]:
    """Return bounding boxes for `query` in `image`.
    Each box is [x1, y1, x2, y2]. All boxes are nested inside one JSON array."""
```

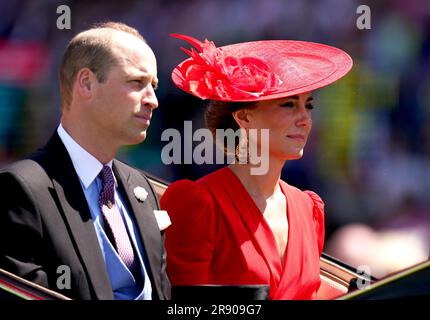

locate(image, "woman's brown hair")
[[205, 100, 257, 154]]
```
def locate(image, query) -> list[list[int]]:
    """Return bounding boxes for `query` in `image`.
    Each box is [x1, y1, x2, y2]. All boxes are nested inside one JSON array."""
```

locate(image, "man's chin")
[[125, 132, 147, 145]]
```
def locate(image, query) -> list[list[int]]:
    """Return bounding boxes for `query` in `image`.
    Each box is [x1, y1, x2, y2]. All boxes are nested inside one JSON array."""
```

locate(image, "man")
[[0, 22, 170, 300]]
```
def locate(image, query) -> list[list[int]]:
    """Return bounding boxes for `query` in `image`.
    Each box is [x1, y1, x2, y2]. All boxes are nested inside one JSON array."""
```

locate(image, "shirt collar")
[[57, 123, 115, 189]]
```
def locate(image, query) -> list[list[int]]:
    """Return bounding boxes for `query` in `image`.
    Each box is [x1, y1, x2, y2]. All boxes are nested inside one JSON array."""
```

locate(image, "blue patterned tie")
[[99, 166, 139, 276]]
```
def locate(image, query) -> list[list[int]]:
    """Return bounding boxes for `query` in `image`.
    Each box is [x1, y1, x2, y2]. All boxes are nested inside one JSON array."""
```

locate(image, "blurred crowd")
[[1, 0, 429, 278]]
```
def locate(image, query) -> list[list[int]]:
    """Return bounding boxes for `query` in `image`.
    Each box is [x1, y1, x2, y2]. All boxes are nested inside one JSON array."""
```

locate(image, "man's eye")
[[131, 80, 146, 89], [306, 104, 314, 110]]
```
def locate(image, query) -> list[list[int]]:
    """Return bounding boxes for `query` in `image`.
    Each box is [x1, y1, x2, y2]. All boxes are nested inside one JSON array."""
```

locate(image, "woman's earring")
[[236, 128, 248, 164]]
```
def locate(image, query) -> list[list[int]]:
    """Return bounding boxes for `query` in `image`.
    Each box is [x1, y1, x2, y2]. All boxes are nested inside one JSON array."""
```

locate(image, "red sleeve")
[[160, 179, 216, 285], [304, 191, 325, 256]]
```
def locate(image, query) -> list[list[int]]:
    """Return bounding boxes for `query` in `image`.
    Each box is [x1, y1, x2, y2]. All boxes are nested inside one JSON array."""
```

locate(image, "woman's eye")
[[280, 102, 294, 108], [280, 101, 315, 110]]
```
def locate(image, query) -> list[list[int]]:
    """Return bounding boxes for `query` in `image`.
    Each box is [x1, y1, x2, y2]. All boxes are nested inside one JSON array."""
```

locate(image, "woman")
[[161, 34, 352, 299]]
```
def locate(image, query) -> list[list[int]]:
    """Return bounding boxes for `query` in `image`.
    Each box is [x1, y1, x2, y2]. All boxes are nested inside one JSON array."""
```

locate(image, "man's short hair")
[[59, 22, 146, 108]]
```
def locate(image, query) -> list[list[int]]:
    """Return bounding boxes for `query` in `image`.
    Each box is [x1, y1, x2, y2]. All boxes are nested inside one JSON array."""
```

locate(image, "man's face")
[[89, 32, 159, 147]]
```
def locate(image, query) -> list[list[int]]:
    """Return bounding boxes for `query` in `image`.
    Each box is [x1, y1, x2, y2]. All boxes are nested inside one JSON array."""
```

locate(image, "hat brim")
[[172, 40, 353, 102]]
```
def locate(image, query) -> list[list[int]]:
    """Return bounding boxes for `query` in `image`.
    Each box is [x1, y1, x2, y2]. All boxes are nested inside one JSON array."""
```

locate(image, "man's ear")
[[75, 68, 95, 100], [232, 109, 251, 129]]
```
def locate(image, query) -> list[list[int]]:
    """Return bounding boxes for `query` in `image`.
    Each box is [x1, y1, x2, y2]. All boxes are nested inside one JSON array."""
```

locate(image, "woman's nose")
[[296, 105, 312, 127]]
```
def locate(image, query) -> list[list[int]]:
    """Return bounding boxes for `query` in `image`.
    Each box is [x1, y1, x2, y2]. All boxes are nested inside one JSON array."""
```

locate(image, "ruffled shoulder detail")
[[161, 179, 211, 201], [160, 179, 218, 285], [303, 190, 325, 255], [160, 179, 215, 219]]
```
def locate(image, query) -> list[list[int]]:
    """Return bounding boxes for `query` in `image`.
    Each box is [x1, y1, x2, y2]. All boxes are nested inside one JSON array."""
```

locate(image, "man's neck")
[[61, 118, 118, 165]]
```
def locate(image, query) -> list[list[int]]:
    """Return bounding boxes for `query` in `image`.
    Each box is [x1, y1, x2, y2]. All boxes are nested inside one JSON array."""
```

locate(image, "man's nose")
[[143, 86, 158, 110]]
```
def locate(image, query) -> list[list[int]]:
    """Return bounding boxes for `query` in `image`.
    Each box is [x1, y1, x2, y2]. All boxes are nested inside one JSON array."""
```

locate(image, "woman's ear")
[[232, 109, 251, 129]]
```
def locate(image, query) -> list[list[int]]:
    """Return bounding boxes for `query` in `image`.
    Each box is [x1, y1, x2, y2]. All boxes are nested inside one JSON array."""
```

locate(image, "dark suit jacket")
[[0, 133, 171, 300]]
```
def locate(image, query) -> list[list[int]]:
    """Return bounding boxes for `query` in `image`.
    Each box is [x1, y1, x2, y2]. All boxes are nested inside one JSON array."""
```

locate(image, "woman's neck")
[[229, 158, 284, 200]]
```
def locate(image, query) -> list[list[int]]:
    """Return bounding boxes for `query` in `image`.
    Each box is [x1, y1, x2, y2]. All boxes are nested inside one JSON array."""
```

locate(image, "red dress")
[[161, 167, 325, 300]]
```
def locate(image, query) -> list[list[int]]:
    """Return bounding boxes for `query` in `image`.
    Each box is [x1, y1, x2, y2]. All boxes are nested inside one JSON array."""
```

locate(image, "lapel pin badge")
[[134, 186, 148, 202]]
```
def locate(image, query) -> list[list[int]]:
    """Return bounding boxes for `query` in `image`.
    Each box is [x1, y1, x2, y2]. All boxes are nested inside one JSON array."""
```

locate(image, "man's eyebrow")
[[129, 72, 156, 81]]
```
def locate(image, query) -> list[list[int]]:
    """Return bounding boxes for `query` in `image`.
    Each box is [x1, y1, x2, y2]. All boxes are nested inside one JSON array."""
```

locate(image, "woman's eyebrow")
[[285, 95, 314, 101]]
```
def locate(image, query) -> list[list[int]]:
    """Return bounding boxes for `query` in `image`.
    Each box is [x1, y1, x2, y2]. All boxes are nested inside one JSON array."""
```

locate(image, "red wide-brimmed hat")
[[171, 34, 353, 102]]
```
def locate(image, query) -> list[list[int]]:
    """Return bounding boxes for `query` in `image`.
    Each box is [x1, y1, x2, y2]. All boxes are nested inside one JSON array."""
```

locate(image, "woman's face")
[[245, 92, 314, 161]]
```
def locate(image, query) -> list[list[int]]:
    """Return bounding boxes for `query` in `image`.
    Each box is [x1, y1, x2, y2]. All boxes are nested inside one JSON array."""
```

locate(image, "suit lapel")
[[112, 160, 163, 299], [44, 134, 113, 299]]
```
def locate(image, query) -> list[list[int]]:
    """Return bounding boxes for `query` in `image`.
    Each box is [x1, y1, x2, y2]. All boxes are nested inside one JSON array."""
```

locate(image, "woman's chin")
[[283, 150, 304, 161]]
